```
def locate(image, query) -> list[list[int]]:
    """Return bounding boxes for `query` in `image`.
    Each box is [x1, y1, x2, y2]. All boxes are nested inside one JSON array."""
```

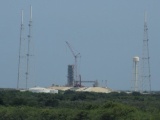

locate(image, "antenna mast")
[[17, 10, 25, 89], [26, 5, 33, 89], [141, 12, 151, 92]]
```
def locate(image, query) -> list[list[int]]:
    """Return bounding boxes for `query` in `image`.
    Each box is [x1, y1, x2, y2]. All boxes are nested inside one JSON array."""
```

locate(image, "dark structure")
[[67, 65, 74, 86]]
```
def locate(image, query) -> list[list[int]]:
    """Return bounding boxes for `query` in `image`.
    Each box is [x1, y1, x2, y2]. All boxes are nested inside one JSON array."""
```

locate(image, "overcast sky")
[[0, 0, 160, 90]]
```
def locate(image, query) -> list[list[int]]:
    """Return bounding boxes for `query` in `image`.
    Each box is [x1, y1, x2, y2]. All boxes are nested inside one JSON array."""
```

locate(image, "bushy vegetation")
[[0, 89, 160, 119]]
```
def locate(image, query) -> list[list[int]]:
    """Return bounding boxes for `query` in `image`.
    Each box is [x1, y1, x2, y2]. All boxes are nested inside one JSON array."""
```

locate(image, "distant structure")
[[29, 87, 58, 94], [141, 12, 151, 92], [132, 56, 140, 92], [66, 41, 81, 86], [17, 10, 26, 89], [26, 5, 33, 89], [17, 6, 34, 90], [67, 65, 74, 86]]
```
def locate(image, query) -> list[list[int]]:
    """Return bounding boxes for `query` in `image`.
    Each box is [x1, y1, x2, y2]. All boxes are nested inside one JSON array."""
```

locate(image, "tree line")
[[0, 89, 160, 119]]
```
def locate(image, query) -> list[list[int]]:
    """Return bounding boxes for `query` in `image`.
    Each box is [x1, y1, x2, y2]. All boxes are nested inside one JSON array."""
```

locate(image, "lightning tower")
[[17, 10, 26, 89], [141, 12, 151, 92], [26, 5, 33, 89]]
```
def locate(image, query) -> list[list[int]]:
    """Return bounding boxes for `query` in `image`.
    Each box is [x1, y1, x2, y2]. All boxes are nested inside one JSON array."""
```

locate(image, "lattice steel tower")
[[17, 10, 26, 89], [141, 12, 151, 92], [26, 5, 33, 89]]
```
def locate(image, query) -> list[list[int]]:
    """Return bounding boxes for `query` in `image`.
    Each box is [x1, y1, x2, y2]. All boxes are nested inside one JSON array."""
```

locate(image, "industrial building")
[[67, 65, 74, 86], [28, 86, 58, 93]]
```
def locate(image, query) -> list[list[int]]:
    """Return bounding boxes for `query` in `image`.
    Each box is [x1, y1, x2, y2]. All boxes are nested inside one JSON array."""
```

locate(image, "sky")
[[0, 0, 160, 90]]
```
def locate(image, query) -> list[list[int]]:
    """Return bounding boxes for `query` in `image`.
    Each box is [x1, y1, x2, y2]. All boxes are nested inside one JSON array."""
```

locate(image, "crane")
[[66, 41, 80, 86]]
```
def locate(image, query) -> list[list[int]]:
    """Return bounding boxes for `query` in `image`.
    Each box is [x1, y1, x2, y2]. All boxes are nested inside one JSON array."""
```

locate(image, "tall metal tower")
[[17, 10, 26, 89], [26, 6, 33, 89], [141, 12, 151, 92]]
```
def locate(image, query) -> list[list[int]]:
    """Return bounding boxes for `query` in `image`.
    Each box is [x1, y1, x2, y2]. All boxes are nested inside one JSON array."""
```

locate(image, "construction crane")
[[66, 41, 80, 86]]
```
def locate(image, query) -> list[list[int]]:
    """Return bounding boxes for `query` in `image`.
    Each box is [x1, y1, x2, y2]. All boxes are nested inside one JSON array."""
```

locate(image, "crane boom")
[[66, 41, 76, 58]]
